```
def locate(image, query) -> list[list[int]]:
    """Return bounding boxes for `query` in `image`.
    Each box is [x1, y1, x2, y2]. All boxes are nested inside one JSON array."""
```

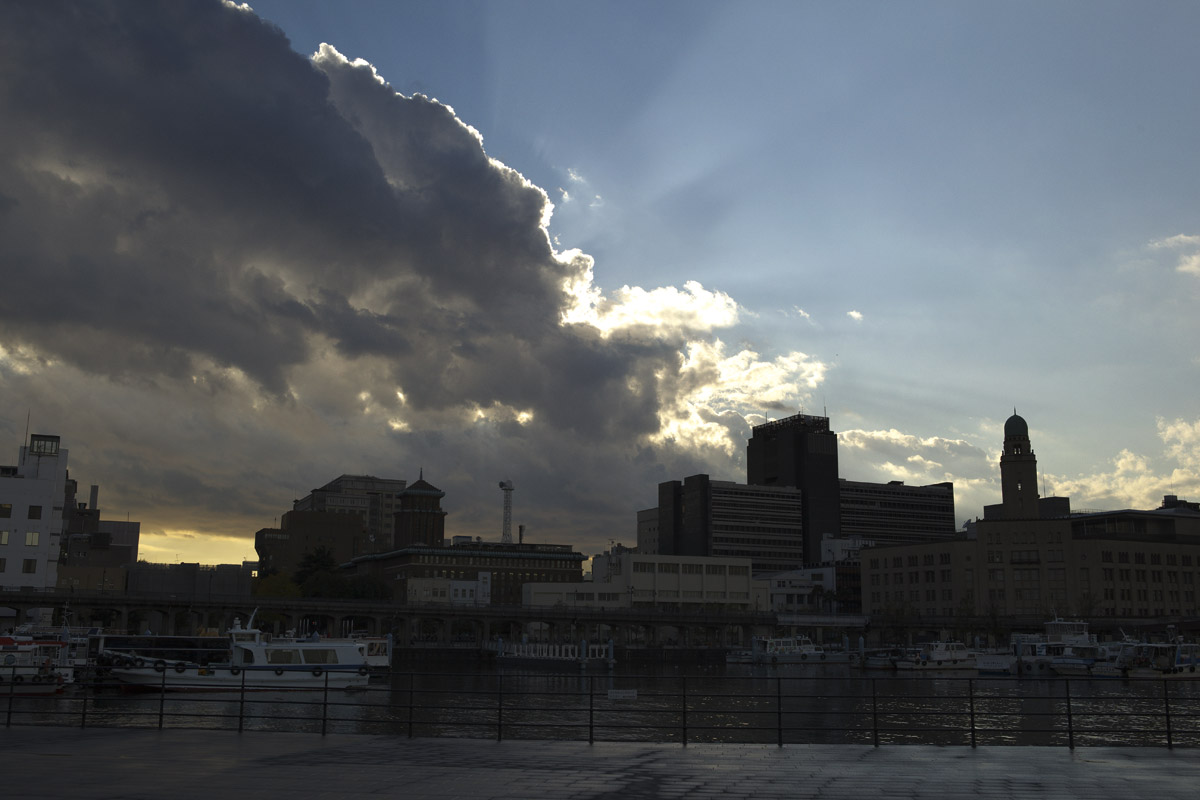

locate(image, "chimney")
[[89, 485, 99, 511], [518, 524, 525, 544]]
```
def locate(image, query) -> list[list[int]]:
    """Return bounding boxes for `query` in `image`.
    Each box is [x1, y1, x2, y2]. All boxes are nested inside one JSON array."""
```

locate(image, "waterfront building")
[[860, 413, 1200, 625], [406, 572, 491, 606], [0, 435, 68, 607], [645, 474, 805, 573], [747, 413, 840, 563], [521, 548, 767, 612], [839, 479, 956, 545], [292, 473, 407, 551], [254, 509, 366, 578]]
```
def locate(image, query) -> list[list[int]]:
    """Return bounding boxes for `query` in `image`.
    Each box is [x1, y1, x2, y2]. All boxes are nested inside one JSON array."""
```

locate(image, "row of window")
[[0, 557, 38, 574], [631, 562, 745, 575], [868, 553, 954, 569], [1101, 551, 1192, 566], [0, 505, 41, 520], [0, 531, 40, 546]]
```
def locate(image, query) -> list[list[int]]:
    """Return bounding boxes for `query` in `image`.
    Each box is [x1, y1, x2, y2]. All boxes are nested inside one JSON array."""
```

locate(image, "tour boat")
[[103, 616, 371, 690], [752, 636, 849, 665], [977, 619, 1098, 676], [894, 641, 976, 670]]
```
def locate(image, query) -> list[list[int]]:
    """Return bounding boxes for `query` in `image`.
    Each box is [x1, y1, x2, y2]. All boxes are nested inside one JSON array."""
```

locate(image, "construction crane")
[[498, 480, 514, 544]]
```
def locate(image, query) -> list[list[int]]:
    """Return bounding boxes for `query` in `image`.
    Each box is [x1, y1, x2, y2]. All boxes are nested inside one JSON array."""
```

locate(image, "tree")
[[293, 546, 338, 586]]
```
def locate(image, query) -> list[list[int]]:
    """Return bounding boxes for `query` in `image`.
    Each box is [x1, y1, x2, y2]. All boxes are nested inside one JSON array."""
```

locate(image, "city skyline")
[[1, 1, 1198, 564]]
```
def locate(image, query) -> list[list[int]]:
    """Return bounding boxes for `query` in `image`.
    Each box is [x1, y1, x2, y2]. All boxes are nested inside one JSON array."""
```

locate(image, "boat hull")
[[106, 663, 369, 691]]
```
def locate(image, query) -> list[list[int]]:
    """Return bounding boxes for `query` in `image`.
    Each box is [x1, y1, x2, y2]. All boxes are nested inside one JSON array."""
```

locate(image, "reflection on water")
[[7, 661, 1198, 746]]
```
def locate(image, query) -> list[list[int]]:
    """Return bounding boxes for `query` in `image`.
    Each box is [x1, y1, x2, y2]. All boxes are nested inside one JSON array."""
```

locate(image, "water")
[[6, 661, 1199, 746]]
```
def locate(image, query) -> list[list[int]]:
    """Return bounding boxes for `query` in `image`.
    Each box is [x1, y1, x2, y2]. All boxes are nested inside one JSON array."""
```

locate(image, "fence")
[[5, 672, 1199, 748]]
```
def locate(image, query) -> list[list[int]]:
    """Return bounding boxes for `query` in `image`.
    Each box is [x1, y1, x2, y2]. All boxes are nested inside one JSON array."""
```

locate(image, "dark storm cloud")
[[0, 0, 682, 439]]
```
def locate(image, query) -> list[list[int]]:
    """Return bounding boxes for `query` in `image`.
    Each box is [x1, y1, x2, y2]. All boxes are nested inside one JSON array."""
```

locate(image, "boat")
[[0, 634, 73, 693], [752, 636, 849, 665], [725, 648, 756, 664], [977, 619, 1098, 676], [852, 645, 915, 670], [496, 638, 616, 669], [1115, 639, 1200, 680], [894, 641, 976, 670], [103, 616, 371, 691]]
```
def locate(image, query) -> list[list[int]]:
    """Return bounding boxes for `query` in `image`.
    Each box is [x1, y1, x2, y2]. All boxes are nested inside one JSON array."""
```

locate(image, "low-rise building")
[[521, 549, 768, 611]]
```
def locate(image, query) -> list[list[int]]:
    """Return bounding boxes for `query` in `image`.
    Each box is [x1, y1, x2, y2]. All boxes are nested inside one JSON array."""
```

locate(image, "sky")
[[2, 1, 1198, 565]]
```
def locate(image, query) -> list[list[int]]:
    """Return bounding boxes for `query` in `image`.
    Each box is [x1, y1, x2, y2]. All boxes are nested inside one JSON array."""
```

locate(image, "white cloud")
[[847, 310, 864, 322], [1149, 234, 1200, 276]]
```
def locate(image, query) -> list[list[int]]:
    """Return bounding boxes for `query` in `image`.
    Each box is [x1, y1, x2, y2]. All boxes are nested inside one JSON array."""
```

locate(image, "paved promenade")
[[2, 727, 1199, 799]]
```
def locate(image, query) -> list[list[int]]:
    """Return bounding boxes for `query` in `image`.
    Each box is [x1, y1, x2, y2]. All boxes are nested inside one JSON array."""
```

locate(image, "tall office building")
[[293, 474, 407, 551], [839, 479, 956, 545], [746, 414, 841, 563], [650, 475, 805, 573]]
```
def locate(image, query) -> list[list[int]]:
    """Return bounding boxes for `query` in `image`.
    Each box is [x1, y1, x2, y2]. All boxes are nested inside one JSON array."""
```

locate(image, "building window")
[[633, 562, 655, 573], [27, 505, 42, 520], [705, 565, 726, 575], [657, 562, 679, 574], [0, 530, 7, 546], [0, 504, 10, 518], [0, 557, 5, 571], [939, 553, 951, 565], [22, 559, 36, 574], [25, 531, 39, 547]]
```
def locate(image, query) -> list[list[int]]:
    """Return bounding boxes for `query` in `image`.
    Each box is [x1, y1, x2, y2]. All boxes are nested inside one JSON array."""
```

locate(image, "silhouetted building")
[[646, 475, 805, 573], [293, 474, 406, 552], [861, 413, 1200, 624], [393, 475, 447, 548], [839, 479, 956, 545], [747, 414, 841, 563], [254, 509, 366, 578]]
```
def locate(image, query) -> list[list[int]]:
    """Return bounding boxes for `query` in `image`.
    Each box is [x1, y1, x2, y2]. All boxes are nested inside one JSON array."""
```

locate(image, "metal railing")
[[5, 672, 1199, 748]]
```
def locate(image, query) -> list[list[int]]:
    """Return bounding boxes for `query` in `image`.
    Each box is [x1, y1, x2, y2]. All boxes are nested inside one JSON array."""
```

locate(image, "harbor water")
[[8, 660, 1200, 746]]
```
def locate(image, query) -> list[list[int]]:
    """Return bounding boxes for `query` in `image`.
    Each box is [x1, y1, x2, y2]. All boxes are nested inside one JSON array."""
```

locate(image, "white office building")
[[1, 435, 69, 616]]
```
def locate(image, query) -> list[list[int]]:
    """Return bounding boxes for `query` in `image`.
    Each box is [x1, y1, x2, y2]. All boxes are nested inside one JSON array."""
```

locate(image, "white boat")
[[496, 638, 615, 669], [977, 619, 1098, 676], [0, 634, 72, 694], [104, 617, 370, 691], [895, 641, 976, 670], [1116, 640, 1200, 680], [752, 636, 849, 665]]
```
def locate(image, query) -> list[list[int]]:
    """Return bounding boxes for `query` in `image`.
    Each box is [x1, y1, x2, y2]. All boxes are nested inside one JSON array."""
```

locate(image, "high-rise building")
[[839, 479, 956, 545], [293, 474, 406, 551], [746, 414, 841, 563], [649, 475, 805, 573]]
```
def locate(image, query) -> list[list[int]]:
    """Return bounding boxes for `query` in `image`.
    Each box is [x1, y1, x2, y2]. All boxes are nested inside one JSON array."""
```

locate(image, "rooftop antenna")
[[498, 480, 514, 544]]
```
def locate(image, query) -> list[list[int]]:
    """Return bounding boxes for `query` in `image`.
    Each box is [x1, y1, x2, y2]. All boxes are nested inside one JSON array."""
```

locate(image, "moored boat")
[[752, 636, 849, 665], [894, 641, 976, 670], [103, 616, 370, 691]]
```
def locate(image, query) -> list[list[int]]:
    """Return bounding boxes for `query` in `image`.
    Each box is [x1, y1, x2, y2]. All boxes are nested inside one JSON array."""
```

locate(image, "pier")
[[2, 727, 1199, 800]]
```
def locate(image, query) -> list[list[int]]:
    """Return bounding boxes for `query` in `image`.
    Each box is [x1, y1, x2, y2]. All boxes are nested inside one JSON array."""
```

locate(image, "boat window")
[[302, 648, 338, 664], [266, 649, 301, 664], [240, 648, 254, 664]]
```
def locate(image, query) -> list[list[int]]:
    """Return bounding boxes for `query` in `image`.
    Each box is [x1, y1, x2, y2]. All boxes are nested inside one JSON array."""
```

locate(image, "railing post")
[[407, 671, 414, 739], [158, 667, 167, 729], [79, 677, 88, 728], [776, 675, 783, 747], [321, 671, 330, 736], [871, 678, 879, 746], [1163, 679, 1173, 749], [968, 678, 976, 748], [1065, 679, 1073, 749], [238, 668, 247, 733], [5, 666, 15, 728], [681, 675, 688, 747], [497, 672, 503, 742], [588, 675, 594, 745]]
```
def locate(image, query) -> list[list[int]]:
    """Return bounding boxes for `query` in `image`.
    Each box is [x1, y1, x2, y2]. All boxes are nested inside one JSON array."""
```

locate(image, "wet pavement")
[[2, 726, 1198, 799]]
